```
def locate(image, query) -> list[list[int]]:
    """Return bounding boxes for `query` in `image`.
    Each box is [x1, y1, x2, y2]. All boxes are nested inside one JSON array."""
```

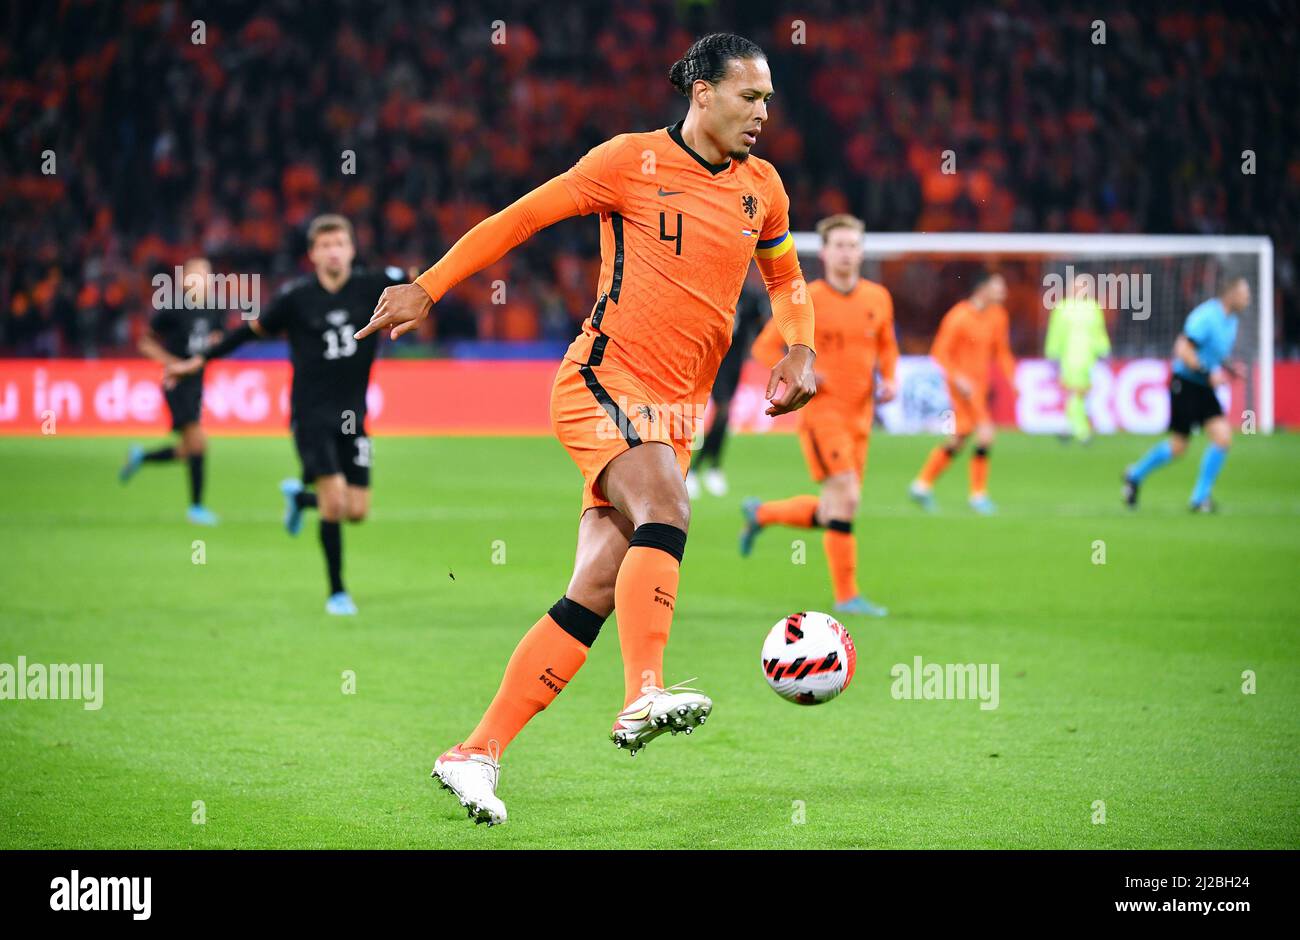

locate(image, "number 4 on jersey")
[[659, 211, 683, 256]]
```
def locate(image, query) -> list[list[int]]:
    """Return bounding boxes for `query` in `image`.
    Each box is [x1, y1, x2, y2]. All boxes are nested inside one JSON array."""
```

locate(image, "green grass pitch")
[[1, 430, 1297, 849]]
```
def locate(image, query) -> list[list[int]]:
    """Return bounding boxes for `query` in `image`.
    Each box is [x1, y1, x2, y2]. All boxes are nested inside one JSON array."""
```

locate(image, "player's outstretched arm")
[[755, 236, 816, 415], [996, 313, 1017, 384], [166, 321, 266, 378], [138, 331, 179, 367], [1173, 333, 1202, 372], [876, 300, 900, 402], [1044, 305, 1063, 362], [930, 310, 966, 392], [357, 177, 583, 341], [1091, 304, 1112, 358], [763, 343, 816, 416], [749, 316, 786, 369], [751, 312, 819, 408]]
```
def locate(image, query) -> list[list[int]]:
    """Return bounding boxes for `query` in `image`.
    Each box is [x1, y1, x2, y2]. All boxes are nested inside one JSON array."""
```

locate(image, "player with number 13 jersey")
[[170, 214, 407, 616]]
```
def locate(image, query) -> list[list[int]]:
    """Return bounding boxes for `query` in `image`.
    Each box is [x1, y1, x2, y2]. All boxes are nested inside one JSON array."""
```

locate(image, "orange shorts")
[[550, 358, 696, 513], [799, 421, 870, 483], [948, 383, 991, 435]]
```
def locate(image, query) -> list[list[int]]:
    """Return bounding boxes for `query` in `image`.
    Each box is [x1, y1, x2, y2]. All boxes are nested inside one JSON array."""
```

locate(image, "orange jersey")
[[930, 300, 1016, 389], [753, 277, 897, 427], [556, 121, 808, 405]]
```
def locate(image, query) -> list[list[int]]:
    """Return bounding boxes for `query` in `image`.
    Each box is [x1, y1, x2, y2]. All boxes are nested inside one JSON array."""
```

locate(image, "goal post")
[[791, 232, 1276, 433]]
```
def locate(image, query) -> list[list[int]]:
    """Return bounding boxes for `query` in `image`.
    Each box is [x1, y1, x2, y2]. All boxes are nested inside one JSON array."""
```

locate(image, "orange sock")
[[917, 446, 953, 487], [970, 446, 989, 496], [614, 524, 686, 706], [822, 524, 859, 603], [756, 493, 820, 528], [462, 598, 602, 756]]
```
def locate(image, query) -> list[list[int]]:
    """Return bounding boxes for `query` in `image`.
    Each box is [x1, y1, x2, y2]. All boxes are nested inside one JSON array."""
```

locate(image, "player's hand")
[[1209, 366, 1230, 387], [166, 355, 205, 380], [765, 344, 817, 416], [876, 377, 898, 404], [953, 375, 974, 398], [356, 283, 433, 341]]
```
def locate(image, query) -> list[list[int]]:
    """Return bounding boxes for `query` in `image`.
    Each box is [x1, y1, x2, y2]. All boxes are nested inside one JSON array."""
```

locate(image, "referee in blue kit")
[[1123, 276, 1251, 512]]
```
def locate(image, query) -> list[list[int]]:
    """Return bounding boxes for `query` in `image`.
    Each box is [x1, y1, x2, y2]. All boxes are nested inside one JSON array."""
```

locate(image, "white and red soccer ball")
[[761, 611, 857, 705]]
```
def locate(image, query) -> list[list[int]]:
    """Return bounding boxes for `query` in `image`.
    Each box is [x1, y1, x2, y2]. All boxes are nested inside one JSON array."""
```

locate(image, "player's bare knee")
[[344, 490, 369, 522], [659, 495, 691, 531], [317, 489, 346, 520], [566, 560, 618, 618], [626, 490, 690, 531], [1169, 435, 1189, 457]]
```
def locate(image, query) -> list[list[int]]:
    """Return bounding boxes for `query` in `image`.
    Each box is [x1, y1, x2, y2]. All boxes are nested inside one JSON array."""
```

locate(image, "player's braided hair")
[[668, 33, 766, 97]]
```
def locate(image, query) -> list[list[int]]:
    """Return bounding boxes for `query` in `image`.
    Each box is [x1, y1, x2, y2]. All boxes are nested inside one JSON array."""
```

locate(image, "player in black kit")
[[170, 215, 407, 615], [120, 256, 224, 525]]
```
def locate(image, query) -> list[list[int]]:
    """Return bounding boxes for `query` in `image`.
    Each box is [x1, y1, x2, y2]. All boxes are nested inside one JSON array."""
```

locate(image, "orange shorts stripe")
[[550, 358, 695, 513]]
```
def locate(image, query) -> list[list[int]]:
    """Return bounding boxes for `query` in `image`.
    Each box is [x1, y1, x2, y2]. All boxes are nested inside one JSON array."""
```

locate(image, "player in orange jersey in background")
[[356, 34, 817, 826], [909, 271, 1016, 514], [740, 214, 897, 617]]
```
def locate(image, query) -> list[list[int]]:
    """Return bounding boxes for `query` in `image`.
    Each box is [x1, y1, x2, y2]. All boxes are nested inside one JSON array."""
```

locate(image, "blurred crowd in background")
[[2, 0, 1297, 358]]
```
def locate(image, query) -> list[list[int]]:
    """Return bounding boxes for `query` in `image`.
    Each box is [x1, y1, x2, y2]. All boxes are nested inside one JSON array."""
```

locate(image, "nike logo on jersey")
[[657, 188, 685, 197], [653, 586, 675, 610]]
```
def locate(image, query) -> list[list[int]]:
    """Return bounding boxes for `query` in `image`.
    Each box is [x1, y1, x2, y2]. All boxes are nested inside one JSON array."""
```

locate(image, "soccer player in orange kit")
[[355, 34, 817, 825], [740, 214, 897, 617], [908, 271, 1016, 514]]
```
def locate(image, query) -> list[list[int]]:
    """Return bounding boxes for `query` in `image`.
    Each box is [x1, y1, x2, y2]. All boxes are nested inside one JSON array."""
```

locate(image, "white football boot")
[[610, 679, 712, 756], [431, 743, 507, 826]]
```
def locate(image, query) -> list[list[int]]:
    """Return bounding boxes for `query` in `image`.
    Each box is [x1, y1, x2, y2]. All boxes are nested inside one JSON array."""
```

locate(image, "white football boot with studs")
[[610, 679, 712, 756], [432, 742, 507, 826]]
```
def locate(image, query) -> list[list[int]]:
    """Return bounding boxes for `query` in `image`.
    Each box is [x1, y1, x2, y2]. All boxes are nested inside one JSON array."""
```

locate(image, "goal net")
[[790, 233, 1276, 434]]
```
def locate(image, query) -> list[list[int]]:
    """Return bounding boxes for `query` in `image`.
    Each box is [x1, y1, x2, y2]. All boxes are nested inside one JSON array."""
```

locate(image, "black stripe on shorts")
[[579, 365, 641, 447], [807, 428, 831, 477]]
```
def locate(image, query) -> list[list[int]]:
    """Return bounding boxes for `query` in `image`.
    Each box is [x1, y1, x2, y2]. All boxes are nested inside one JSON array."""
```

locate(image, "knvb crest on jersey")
[[741, 193, 758, 219]]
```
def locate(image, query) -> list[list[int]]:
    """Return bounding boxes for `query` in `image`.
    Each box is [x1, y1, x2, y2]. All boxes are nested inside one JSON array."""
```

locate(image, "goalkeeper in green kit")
[[1045, 274, 1111, 443]]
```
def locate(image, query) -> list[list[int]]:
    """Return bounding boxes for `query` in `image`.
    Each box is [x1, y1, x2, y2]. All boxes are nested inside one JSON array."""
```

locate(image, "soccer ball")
[[760, 611, 857, 705]]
